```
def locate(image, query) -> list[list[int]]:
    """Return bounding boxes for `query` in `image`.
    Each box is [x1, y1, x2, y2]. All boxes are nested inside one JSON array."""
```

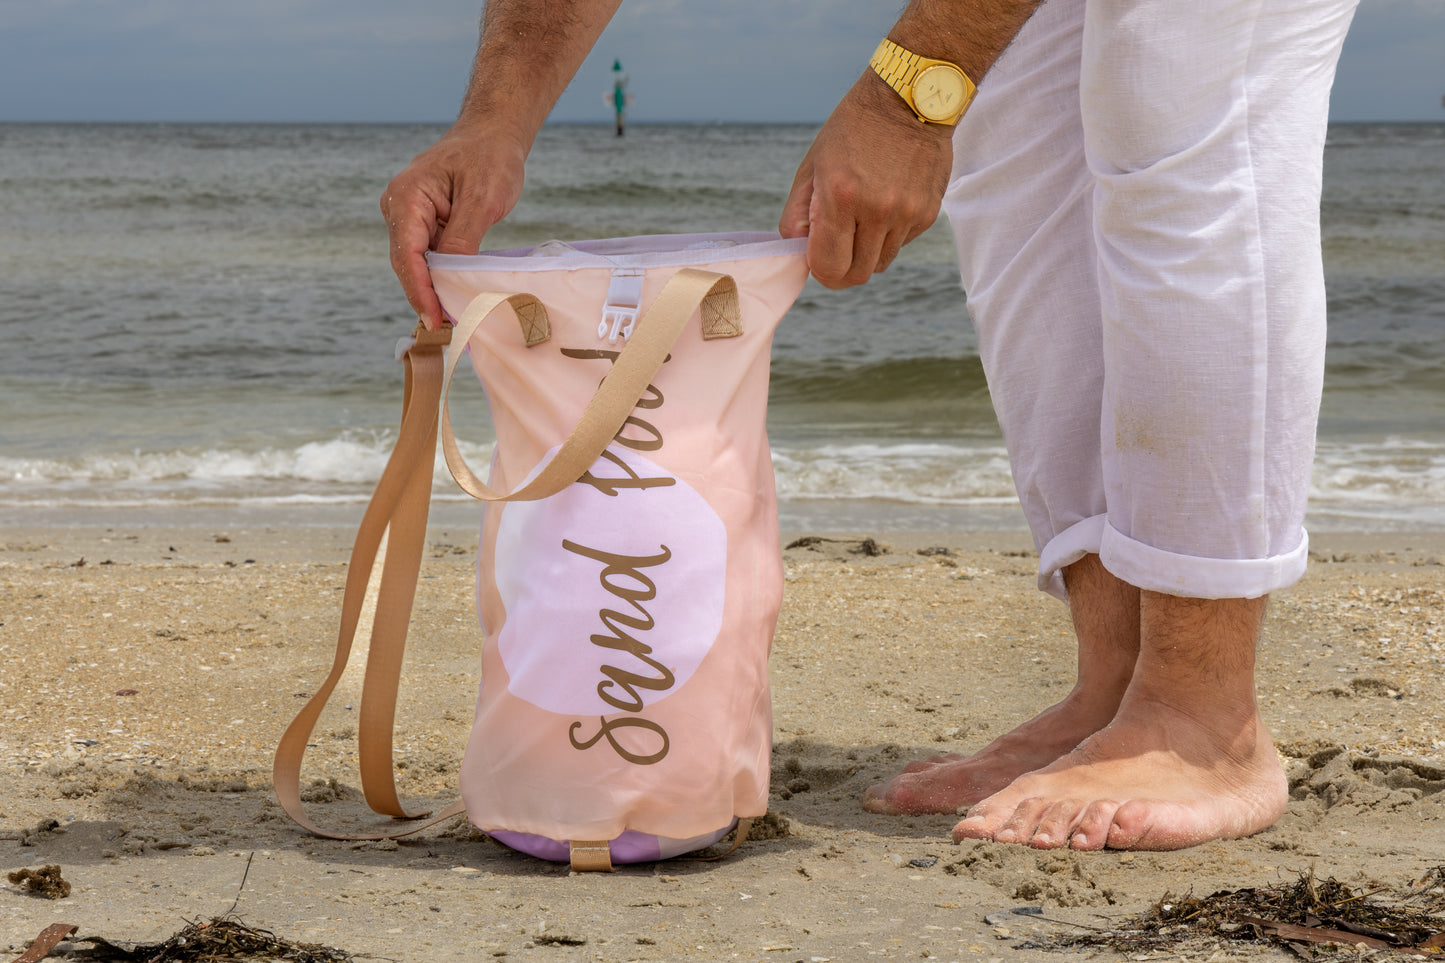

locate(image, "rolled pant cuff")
[[1038, 514, 1108, 602], [1100, 522, 1310, 600]]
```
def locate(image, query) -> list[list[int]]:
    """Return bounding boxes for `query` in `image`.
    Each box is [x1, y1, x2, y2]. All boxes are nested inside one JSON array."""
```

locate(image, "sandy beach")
[[2, 523, 1443, 961]]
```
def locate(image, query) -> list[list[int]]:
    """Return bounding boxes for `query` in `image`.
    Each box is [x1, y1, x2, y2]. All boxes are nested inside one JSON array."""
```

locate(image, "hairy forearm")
[[454, 0, 624, 144], [888, 0, 1043, 85]]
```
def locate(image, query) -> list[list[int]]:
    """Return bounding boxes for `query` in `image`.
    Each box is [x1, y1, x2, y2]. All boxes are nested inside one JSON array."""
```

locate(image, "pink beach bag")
[[274, 232, 808, 870]]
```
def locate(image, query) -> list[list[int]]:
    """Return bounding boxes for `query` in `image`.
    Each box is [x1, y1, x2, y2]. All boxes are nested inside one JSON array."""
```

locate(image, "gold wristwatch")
[[869, 38, 977, 126]]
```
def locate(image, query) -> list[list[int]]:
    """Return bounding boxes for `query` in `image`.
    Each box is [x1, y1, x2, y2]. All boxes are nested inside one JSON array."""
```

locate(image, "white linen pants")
[[945, 0, 1358, 601]]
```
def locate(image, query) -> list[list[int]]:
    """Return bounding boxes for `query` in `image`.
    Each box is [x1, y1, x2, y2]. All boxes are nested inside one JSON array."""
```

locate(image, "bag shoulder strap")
[[273, 268, 740, 842], [438, 269, 740, 502]]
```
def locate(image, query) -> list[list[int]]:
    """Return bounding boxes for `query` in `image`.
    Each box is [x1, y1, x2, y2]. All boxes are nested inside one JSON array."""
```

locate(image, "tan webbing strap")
[[569, 816, 756, 873], [699, 280, 743, 340], [273, 323, 468, 839], [274, 271, 738, 842], [568, 840, 616, 873], [440, 270, 740, 503]]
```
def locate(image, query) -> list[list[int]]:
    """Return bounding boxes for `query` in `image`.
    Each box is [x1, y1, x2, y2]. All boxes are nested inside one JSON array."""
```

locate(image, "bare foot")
[[951, 694, 1287, 850], [953, 588, 1287, 851], [861, 693, 1117, 815], [864, 553, 1139, 816]]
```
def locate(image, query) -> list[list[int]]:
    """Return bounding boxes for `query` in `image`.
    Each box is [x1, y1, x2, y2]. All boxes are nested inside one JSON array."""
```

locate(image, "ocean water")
[[1, 121, 1441, 533]]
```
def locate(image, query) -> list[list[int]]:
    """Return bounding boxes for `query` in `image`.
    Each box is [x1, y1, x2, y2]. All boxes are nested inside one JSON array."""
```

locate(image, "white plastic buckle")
[[598, 268, 645, 343], [394, 334, 416, 362]]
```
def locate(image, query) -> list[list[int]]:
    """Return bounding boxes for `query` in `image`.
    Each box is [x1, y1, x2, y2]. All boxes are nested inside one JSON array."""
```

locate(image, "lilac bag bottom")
[[489, 821, 736, 864]]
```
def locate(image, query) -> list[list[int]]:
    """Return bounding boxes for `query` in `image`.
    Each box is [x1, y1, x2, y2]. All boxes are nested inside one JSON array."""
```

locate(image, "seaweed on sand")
[[1025, 866, 1445, 956], [16, 915, 359, 962]]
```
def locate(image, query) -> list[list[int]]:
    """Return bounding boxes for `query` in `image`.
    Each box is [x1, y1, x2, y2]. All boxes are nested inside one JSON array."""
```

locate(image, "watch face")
[[914, 64, 967, 122]]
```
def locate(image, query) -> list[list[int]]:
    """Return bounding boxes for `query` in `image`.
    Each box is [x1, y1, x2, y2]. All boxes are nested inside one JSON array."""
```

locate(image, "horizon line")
[[2, 115, 1442, 127]]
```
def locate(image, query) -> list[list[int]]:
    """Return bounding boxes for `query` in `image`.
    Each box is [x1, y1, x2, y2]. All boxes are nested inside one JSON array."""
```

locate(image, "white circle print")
[[492, 445, 727, 716]]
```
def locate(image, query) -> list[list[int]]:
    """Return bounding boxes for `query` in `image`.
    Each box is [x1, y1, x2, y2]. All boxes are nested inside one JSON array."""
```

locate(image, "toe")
[[993, 796, 1053, 845], [861, 774, 935, 815], [861, 782, 896, 813], [1030, 799, 1085, 849], [1105, 798, 1162, 849], [1106, 798, 1219, 850], [951, 801, 997, 842], [1068, 799, 1121, 850]]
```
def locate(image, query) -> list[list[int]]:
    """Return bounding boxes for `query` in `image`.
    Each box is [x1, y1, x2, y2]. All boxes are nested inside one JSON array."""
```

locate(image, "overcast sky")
[[1, 0, 1441, 124]]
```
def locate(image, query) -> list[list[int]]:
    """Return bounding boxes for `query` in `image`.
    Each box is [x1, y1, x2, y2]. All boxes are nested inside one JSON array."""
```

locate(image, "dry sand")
[[2, 524, 1443, 961]]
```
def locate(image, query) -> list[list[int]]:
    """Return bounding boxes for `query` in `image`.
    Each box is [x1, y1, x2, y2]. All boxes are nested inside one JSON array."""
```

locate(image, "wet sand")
[[2, 525, 1443, 960]]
